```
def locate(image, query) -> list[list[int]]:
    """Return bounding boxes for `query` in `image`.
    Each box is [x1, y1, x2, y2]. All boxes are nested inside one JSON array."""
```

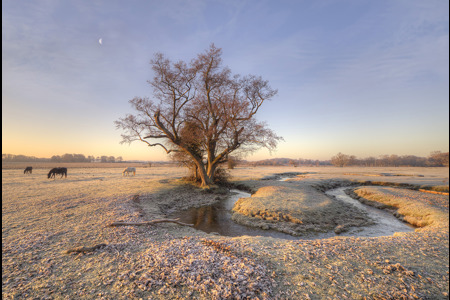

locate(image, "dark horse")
[[24, 166, 32, 174], [48, 167, 67, 179]]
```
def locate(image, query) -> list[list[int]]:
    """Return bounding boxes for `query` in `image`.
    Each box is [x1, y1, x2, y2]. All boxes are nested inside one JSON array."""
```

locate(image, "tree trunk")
[[195, 160, 214, 187], [207, 164, 217, 184]]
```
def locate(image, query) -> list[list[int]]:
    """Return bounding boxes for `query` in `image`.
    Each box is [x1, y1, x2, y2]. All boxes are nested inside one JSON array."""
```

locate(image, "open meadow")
[[2, 164, 449, 299]]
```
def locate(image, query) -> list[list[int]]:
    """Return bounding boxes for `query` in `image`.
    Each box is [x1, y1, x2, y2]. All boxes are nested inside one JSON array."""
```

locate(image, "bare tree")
[[115, 44, 282, 187], [331, 152, 351, 167], [289, 160, 298, 167], [429, 151, 449, 167], [227, 156, 238, 170]]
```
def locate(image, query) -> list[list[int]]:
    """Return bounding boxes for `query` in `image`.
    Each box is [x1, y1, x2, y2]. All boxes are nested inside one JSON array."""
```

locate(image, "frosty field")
[[2, 165, 449, 299]]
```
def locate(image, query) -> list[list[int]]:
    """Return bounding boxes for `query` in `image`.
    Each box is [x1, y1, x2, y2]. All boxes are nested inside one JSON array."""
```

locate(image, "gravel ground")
[[2, 166, 449, 299]]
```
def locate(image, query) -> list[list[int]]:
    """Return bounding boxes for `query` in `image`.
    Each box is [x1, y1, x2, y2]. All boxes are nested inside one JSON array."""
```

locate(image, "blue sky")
[[2, 0, 449, 161]]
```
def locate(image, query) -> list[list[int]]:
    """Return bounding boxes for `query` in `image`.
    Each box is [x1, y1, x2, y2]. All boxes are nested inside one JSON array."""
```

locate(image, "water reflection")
[[170, 190, 305, 239], [180, 205, 221, 232]]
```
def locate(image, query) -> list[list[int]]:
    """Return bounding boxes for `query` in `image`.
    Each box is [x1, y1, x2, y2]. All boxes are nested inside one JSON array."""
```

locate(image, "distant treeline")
[[329, 151, 449, 167], [3, 151, 449, 167], [247, 151, 449, 167], [2, 154, 124, 163]]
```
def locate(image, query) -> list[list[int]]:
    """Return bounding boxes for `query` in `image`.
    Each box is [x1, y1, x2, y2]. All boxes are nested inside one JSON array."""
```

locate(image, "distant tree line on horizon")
[[329, 151, 449, 167], [245, 151, 449, 168], [2, 154, 124, 163], [3, 151, 448, 167]]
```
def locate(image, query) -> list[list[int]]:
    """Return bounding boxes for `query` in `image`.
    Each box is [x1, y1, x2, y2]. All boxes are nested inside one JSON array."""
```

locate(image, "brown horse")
[[24, 166, 32, 174], [48, 167, 67, 179]]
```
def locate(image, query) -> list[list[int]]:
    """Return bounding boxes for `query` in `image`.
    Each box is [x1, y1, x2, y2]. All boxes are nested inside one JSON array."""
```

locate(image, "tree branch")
[[148, 143, 179, 154], [143, 134, 168, 139]]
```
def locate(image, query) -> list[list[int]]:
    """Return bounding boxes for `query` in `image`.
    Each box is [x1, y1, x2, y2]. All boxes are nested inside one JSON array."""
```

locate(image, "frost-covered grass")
[[2, 166, 449, 299], [353, 187, 449, 229], [232, 185, 373, 235]]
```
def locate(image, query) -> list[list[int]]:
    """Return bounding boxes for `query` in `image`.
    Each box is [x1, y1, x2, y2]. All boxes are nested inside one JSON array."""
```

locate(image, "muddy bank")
[[140, 182, 230, 217]]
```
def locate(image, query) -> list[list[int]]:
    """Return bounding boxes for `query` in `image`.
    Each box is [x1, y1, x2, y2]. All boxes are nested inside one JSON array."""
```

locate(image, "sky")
[[2, 0, 449, 161]]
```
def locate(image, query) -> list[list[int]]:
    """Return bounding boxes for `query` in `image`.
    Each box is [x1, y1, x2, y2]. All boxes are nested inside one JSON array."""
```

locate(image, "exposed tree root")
[[108, 218, 194, 227]]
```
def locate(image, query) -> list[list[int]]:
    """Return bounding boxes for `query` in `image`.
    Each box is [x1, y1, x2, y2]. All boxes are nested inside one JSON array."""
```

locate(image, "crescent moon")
[[99, 38, 102, 45]]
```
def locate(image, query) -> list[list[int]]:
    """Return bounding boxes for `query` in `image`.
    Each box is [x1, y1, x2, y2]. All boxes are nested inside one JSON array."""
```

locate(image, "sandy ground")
[[2, 165, 449, 299]]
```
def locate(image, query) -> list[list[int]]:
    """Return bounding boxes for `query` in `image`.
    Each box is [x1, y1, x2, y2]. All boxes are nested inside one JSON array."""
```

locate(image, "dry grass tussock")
[[235, 186, 332, 221], [232, 185, 373, 236], [353, 187, 449, 230]]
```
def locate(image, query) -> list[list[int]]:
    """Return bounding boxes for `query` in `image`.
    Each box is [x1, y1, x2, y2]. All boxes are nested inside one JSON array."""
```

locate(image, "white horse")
[[122, 167, 136, 176]]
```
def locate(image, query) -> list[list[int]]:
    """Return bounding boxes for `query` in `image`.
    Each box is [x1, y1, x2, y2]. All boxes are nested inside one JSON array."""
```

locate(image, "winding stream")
[[170, 186, 415, 240], [325, 187, 414, 237]]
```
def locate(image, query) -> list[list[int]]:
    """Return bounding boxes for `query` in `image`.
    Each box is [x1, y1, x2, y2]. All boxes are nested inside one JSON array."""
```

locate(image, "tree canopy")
[[115, 44, 282, 186]]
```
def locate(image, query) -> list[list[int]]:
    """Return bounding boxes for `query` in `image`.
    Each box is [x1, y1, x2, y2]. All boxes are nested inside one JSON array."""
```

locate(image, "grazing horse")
[[48, 167, 67, 179], [122, 167, 136, 176], [24, 166, 32, 174]]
